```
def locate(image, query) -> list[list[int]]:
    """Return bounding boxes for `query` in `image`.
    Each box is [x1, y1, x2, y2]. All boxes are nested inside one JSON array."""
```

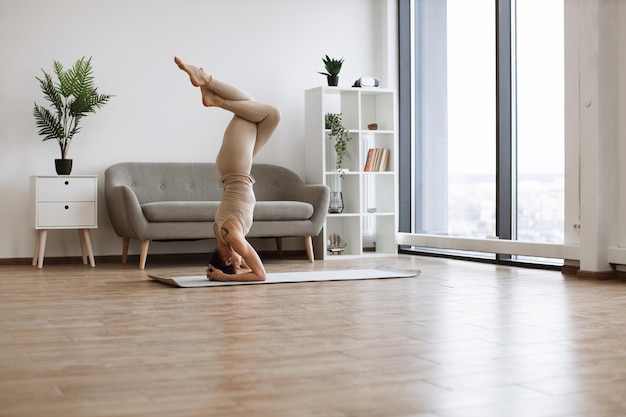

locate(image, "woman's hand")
[[218, 221, 267, 282], [206, 264, 229, 281]]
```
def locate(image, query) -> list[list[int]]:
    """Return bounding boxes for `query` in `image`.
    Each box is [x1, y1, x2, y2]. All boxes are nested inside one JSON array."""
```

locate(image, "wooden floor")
[[2, 254, 626, 417]]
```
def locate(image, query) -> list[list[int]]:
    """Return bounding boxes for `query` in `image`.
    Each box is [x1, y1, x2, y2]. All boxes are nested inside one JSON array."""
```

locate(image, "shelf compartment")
[[360, 132, 394, 172], [361, 173, 395, 214], [325, 174, 360, 214], [322, 88, 359, 130], [325, 216, 361, 256], [360, 91, 395, 131], [325, 130, 360, 172], [362, 214, 397, 254]]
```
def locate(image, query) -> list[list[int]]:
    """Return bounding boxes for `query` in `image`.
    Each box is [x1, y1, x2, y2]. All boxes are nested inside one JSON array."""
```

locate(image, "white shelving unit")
[[304, 86, 398, 260]]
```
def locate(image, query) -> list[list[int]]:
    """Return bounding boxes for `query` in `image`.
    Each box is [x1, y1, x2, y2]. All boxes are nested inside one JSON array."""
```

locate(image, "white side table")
[[32, 175, 98, 268]]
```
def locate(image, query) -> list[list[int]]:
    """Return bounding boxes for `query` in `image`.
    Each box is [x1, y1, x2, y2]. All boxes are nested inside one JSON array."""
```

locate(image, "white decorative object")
[[352, 77, 380, 88], [327, 233, 347, 254]]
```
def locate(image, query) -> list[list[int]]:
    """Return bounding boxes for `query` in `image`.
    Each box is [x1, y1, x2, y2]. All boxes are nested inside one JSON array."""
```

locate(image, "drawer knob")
[[65, 205, 69, 210], [65, 181, 69, 185]]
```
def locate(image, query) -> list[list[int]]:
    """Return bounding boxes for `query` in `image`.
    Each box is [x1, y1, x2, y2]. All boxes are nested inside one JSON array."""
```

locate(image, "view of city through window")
[[445, 0, 564, 244], [515, 0, 564, 243]]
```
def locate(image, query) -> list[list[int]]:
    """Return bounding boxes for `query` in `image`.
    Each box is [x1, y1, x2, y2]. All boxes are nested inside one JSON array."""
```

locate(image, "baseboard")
[[561, 264, 579, 276], [576, 269, 616, 280], [0, 249, 309, 266], [561, 264, 618, 280]]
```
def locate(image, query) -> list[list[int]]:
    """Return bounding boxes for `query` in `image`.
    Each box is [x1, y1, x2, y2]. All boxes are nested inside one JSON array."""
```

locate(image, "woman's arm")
[[224, 237, 266, 281], [208, 221, 266, 282]]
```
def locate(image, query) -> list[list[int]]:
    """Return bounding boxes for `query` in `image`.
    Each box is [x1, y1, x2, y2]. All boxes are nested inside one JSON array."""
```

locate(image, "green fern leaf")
[[33, 104, 64, 142]]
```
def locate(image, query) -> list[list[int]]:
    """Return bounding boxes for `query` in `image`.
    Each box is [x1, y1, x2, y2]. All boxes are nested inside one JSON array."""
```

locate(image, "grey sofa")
[[104, 162, 329, 269]]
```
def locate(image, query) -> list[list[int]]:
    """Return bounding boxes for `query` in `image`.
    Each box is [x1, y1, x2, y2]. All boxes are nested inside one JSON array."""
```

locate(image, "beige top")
[[214, 173, 256, 245]]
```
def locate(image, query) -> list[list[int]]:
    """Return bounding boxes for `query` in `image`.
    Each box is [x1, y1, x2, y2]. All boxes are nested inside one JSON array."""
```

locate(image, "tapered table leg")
[[33, 230, 48, 269], [81, 229, 96, 267]]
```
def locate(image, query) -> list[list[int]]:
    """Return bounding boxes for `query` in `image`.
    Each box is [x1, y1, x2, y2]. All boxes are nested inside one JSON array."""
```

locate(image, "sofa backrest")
[[250, 163, 309, 201], [105, 162, 222, 204], [105, 162, 306, 204]]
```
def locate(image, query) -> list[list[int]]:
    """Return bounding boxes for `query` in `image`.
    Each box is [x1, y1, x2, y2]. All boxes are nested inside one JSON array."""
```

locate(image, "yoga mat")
[[149, 266, 420, 288]]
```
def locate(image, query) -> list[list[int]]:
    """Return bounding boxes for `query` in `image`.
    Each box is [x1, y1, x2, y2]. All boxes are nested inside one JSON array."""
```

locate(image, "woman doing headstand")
[[174, 56, 281, 282]]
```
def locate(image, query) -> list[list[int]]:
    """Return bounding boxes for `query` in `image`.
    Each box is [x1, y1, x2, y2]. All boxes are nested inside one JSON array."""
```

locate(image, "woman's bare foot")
[[174, 56, 211, 87], [200, 86, 225, 108], [174, 56, 224, 107]]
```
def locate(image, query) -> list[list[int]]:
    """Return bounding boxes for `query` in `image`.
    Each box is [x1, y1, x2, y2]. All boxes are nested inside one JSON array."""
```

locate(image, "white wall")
[[0, 0, 396, 260]]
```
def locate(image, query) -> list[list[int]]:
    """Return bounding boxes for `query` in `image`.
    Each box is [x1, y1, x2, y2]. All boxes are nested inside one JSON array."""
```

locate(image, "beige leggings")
[[208, 76, 281, 239], [207, 77, 281, 176]]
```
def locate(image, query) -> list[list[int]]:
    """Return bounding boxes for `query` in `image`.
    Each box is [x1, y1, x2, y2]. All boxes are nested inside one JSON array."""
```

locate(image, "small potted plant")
[[33, 56, 112, 175], [318, 55, 344, 87], [325, 113, 351, 174]]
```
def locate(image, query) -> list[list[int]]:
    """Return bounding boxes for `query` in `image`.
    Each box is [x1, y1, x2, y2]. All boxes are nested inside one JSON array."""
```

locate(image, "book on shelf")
[[378, 148, 389, 171], [364, 148, 375, 171], [363, 148, 390, 171]]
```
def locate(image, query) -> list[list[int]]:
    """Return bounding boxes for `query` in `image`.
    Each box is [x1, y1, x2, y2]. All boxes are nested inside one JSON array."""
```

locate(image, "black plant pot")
[[55, 159, 73, 175], [327, 75, 339, 87]]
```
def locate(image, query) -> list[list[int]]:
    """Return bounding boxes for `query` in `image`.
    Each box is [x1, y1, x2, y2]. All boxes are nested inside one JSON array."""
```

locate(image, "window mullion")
[[496, 0, 514, 255]]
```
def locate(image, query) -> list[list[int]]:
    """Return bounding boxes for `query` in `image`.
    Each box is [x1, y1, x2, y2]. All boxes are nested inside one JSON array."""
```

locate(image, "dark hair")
[[209, 251, 236, 274]]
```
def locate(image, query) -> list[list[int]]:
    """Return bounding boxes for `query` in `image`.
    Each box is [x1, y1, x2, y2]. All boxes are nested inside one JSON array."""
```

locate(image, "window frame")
[[397, 0, 578, 265]]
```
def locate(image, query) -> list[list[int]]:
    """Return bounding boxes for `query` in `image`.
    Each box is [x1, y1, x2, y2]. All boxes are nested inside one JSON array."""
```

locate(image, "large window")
[[399, 0, 565, 261], [515, 0, 564, 244]]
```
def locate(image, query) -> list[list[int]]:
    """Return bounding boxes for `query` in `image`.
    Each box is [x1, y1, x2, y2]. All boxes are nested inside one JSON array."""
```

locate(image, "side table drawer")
[[37, 202, 96, 228], [37, 177, 96, 202]]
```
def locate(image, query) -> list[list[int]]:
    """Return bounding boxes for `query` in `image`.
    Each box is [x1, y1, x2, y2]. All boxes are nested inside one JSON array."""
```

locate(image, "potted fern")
[[318, 55, 344, 86], [33, 56, 112, 175]]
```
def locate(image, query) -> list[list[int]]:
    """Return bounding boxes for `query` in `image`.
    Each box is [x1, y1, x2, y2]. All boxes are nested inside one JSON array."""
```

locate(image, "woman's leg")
[[175, 56, 281, 157], [204, 75, 281, 157], [222, 100, 281, 157]]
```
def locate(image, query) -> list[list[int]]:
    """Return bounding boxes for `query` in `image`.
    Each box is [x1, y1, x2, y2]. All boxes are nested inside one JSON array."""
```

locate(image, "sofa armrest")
[[105, 184, 149, 240], [292, 183, 330, 235]]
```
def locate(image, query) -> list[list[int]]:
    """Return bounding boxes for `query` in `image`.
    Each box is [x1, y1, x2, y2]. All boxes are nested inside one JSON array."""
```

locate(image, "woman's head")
[[209, 251, 235, 274]]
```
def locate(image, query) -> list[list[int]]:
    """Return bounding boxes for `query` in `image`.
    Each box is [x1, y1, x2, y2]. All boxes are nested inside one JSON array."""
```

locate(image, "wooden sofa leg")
[[139, 239, 150, 270], [304, 236, 314, 263], [122, 238, 130, 264], [275, 237, 283, 258]]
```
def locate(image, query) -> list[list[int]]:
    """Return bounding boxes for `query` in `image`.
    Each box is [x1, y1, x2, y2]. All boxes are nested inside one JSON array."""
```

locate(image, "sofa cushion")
[[254, 201, 314, 221], [142, 201, 314, 222], [142, 201, 220, 222]]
